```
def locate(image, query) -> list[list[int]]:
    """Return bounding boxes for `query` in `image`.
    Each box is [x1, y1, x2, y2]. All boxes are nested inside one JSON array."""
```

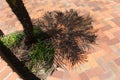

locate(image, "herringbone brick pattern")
[[0, 0, 120, 80]]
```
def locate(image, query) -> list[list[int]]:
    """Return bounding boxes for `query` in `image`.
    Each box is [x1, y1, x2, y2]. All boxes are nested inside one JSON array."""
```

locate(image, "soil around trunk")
[[10, 35, 55, 80]]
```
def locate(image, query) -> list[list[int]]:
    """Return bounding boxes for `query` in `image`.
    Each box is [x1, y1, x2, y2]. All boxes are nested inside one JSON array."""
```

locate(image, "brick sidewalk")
[[0, 56, 21, 80], [0, 0, 120, 80]]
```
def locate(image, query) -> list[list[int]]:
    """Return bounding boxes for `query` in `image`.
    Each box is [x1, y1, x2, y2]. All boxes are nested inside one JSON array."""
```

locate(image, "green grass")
[[29, 39, 54, 66], [0, 32, 24, 48], [0, 26, 48, 48], [0, 27, 54, 72], [29, 27, 54, 71]]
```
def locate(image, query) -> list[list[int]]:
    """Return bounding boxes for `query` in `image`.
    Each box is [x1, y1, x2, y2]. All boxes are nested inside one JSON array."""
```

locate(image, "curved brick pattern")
[[0, 0, 120, 80]]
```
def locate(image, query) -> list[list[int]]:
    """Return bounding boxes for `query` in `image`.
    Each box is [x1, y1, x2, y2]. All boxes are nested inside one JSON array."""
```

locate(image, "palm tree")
[[6, 0, 35, 45]]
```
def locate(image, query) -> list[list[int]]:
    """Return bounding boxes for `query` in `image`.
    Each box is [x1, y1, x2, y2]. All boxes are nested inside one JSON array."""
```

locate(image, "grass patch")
[[0, 27, 55, 79], [0, 32, 24, 48], [0, 26, 49, 48], [29, 40, 54, 64], [28, 40, 54, 71], [0, 26, 54, 67]]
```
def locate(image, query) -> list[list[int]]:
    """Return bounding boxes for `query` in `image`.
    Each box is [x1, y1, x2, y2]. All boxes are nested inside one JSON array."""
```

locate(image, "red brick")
[[52, 71, 63, 79], [107, 38, 120, 45], [0, 60, 7, 71], [114, 57, 120, 66], [112, 17, 120, 26], [47, 76, 61, 80], [79, 72, 89, 80], [0, 66, 12, 80], [101, 25, 112, 31], [70, 71, 80, 80], [103, 52, 117, 62], [63, 72, 71, 80], [85, 67, 104, 78], [7, 72, 20, 80], [99, 71, 113, 80], [116, 76, 120, 80]]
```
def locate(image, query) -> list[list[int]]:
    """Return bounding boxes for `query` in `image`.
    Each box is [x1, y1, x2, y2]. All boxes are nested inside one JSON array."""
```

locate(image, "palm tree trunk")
[[6, 0, 35, 45]]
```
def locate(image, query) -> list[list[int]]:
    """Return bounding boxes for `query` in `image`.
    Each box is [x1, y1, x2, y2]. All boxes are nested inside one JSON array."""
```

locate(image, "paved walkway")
[[0, 0, 120, 80], [0, 55, 21, 80]]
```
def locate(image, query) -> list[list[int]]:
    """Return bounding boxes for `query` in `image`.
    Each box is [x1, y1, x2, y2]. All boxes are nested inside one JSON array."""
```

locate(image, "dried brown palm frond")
[[37, 9, 97, 68]]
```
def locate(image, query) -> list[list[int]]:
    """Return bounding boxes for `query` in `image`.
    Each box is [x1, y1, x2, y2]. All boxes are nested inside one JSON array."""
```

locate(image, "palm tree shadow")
[[34, 9, 97, 68]]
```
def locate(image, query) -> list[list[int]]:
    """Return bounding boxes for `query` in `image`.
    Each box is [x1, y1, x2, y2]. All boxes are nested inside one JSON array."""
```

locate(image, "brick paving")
[[0, 56, 21, 80], [0, 0, 120, 80]]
